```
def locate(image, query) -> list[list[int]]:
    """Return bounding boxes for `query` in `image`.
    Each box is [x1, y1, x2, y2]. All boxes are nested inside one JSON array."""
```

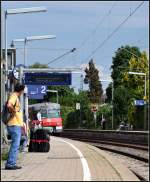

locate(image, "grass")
[[1, 151, 8, 161], [1, 149, 22, 161]]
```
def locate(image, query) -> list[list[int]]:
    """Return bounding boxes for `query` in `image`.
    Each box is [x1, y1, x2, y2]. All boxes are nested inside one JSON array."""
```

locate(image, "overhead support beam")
[[21, 68, 83, 73], [6, 7, 47, 15]]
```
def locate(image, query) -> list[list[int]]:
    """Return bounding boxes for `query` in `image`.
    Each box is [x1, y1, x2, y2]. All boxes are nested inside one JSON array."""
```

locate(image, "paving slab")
[[1, 136, 139, 181]]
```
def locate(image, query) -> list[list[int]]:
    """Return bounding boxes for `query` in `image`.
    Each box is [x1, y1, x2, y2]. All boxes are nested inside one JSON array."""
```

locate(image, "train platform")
[[1, 136, 139, 181]]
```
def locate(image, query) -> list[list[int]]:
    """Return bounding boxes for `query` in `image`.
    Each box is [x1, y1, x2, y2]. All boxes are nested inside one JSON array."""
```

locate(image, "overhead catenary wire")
[[14, 1, 146, 67], [77, 1, 118, 50], [46, 48, 76, 66], [14, 47, 73, 64], [44, 1, 117, 65], [83, 1, 145, 62]]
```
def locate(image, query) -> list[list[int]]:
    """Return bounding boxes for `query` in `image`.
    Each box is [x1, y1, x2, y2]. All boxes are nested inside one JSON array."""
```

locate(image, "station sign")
[[134, 100, 145, 106], [76, 103, 80, 110], [27, 85, 47, 99], [24, 72, 72, 85]]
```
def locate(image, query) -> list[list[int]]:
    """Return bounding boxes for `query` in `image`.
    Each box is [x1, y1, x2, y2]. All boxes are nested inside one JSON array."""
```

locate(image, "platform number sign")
[[27, 85, 47, 99], [41, 85, 46, 94]]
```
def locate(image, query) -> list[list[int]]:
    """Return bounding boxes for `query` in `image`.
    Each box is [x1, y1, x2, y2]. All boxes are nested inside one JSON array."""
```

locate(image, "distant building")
[[2, 48, 16, 69]]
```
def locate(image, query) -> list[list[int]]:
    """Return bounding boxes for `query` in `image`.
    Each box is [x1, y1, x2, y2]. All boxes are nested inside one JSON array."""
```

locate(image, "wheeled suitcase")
[[28, 129, 50, 152]]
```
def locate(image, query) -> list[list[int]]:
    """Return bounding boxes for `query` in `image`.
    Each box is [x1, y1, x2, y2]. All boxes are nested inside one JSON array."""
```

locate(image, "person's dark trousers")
[[5, 126, 21, 167]]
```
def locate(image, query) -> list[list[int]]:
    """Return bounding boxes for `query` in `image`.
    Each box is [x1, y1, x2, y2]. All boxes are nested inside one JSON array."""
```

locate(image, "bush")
[[1, 151, 8, 160], [97, 104, 112, 129]]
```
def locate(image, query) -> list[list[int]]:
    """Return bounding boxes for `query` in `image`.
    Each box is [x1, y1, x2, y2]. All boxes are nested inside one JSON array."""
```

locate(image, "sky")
[[2, 1, 149, 93]]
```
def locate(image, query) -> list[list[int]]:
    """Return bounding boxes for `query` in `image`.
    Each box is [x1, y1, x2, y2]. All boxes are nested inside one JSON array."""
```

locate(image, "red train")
[[29, 102, 63, 134]]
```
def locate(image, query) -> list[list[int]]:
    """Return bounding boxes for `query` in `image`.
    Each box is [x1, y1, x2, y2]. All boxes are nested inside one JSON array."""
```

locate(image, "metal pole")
[[19, 66, 24, 114], [56, 91, 58, 103], [11, 50, 14, 92], [144, 75, 146, 98], [112, 81, 114, 130], [79, 106, 81, 129], [23, 39, 29, 132], [4, 11, 7, 102], [24, 39, 27, 66], [24, 86, 29, 137], [80, 74, 83, 91], [94, 112, 97, 128], [144, 75, 147, 130]]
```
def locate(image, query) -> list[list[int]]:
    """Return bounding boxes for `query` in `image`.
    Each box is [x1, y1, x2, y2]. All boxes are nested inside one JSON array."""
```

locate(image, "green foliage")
[[113, 85, 131, 127], [85, 59, 103, 103], [127, 98, 136, 126], [1, 151, 8, 161], [77, 91, 95, 128], [46, 86, 77, 106], [61, 106, 75, 128], [97, 104, 112, 129], [29, 62, 49, 68], [122, 51, 149, 130], [106, 83, 112, 103], [108, 45, 148, 130], [122, 51, 149, 100], [111, 46, 141, 88], [27, 62, 96, 129], [64, 91, 95, 129]]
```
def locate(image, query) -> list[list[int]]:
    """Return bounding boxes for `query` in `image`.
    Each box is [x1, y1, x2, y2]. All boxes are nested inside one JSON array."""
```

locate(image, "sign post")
[[76, 103, 80, 110], [91, 105, 98, 127], [93, 112, 97, 127], [76, 103, 81, 128]]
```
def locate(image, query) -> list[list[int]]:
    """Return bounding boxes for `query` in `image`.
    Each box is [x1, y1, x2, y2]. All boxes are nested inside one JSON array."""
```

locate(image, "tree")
[[64, 91, 94, 129], [121, 51, 149, 129], [29, 62, 49, 68], [110, 45, 148, 130], [46, 86, 76, 106], [97, 104, 112, 129], [111, 46, 141, 88], [85, 59, 103, 103], [113, 85, 131, 127], [122, 51, 149, 100], [106, 83, 112, 103]]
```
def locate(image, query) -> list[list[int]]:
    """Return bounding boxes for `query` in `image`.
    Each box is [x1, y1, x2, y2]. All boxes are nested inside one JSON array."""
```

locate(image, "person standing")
[[101, 117, 106, 130], [5, 83, 25, 170], [20, 122, 28, 152], [37, 109, 42, 122]]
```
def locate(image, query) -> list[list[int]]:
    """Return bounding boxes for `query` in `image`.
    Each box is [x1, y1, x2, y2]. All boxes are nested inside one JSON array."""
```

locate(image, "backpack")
[[1, 100, 17, 125]]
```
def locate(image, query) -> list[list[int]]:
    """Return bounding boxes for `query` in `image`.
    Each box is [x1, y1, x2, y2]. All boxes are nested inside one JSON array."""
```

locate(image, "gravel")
[[104, 150, 149, 181]]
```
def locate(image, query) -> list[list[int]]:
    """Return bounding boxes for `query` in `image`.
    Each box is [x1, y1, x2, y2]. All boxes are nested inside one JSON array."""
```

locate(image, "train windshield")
[[41, 109, 60, 118], [48, 110, 60, 118]]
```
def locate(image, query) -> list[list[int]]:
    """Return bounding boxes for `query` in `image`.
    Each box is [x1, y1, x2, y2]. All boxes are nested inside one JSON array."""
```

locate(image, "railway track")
[[59, 136, 149, 181], [63, 137, 148, 162], [130, 170, 148, 181], [63, 137, 148, 150], [59, 130, 149, 181]]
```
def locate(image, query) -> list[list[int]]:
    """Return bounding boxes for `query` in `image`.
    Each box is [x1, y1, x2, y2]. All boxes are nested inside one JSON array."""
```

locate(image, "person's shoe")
[[5, 165, 22, 170]]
